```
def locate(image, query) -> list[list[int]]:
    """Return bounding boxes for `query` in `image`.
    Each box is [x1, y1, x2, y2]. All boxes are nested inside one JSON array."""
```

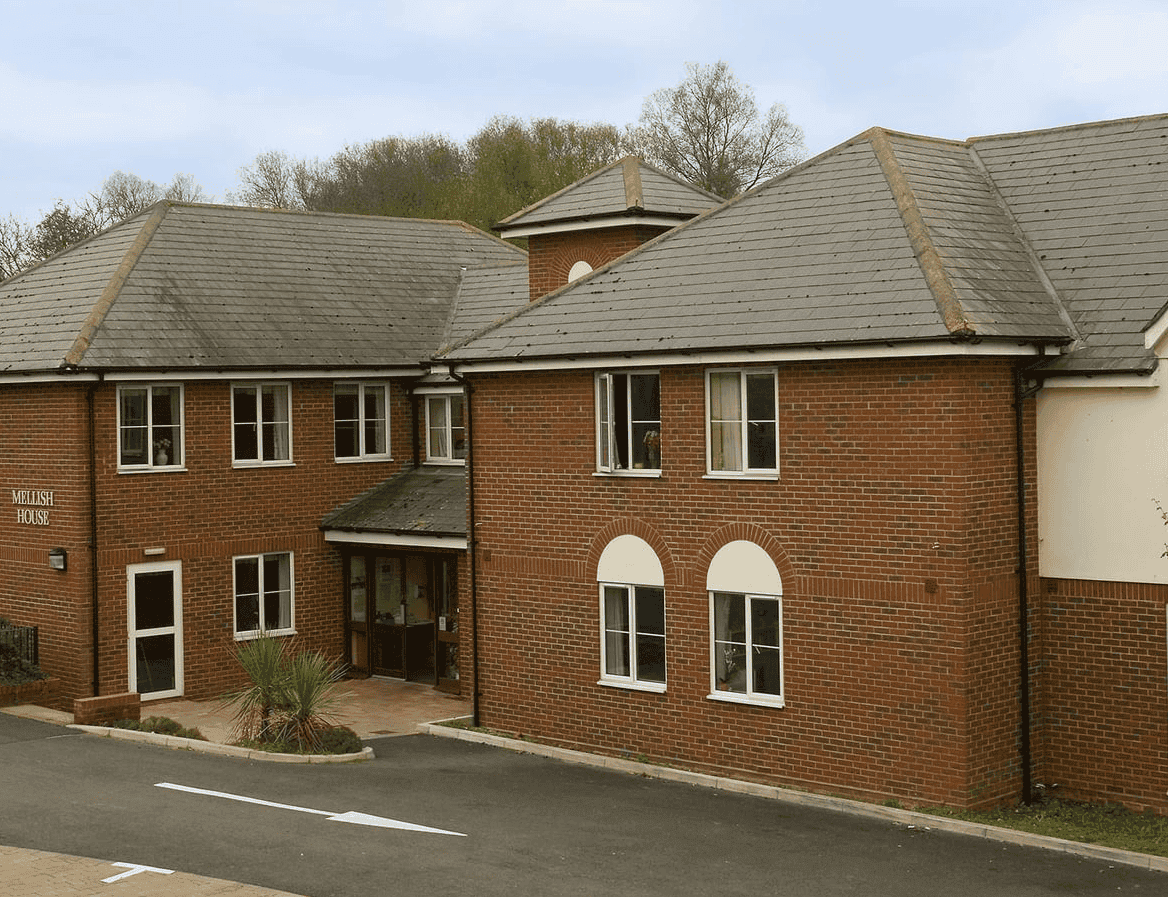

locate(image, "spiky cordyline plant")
[[275, 649, 348, 752]]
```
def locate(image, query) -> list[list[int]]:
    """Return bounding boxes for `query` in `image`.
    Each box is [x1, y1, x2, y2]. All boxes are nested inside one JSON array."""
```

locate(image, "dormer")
[[495, 156, 722, 302]]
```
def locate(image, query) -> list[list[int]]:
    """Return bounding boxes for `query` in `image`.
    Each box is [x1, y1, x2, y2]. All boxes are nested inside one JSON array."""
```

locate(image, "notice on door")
[[11, 489, 53, 526]]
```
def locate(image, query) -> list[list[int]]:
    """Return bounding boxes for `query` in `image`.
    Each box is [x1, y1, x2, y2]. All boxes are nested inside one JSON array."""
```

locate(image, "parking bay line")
[[155, 782, 467, 836]]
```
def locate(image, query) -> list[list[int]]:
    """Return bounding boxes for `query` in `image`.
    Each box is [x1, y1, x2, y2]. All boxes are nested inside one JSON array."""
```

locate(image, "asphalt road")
[[0, 714, 1164, 896]]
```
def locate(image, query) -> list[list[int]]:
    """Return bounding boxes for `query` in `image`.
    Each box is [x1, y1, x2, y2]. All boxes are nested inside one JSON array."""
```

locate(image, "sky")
[[3, 0, 1167, 223]]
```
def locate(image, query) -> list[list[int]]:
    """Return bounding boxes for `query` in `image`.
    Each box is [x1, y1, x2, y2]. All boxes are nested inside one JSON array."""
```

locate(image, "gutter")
[[448, 367, 480, 727]]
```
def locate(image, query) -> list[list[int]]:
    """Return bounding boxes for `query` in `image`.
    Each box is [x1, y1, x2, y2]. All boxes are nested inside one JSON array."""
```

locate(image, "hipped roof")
[[445, 114, 1168, 375], [0, 202, 526, 375]]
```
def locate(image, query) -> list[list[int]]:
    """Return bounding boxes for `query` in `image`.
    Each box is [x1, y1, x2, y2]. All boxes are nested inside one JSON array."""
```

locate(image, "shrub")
[[106, 716, 206, 741], [317, 726, 364, 755], [222, 633, 352, 753], [0, 640, 47, 686]]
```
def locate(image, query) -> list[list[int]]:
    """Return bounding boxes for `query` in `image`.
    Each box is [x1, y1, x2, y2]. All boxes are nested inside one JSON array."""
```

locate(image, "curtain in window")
[[709, 372, 742, 471], [428, 397, 449, 459], [363, 386, 387, 455], [120, 388, 149, 465], [263, 553, 291, 630], [262, 385, 290, 461]]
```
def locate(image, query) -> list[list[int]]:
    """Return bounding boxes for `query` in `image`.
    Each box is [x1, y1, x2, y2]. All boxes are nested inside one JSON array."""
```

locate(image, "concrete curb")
[[69, 724, 375, 764], [421, 722, 1168, 875]]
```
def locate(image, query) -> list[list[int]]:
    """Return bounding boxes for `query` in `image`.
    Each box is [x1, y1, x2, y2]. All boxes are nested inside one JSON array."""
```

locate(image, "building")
[[0, 202, 526, 701], [441, 114, 1168, 812]]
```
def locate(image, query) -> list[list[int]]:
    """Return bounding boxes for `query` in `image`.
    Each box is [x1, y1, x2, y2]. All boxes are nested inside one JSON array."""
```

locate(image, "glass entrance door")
[[344, 550, 455, 685], [127, 561, 183, 698]]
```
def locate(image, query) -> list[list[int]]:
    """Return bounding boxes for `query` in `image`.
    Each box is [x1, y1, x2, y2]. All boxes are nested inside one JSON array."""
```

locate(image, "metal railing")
[[0, 625, 38, 666]]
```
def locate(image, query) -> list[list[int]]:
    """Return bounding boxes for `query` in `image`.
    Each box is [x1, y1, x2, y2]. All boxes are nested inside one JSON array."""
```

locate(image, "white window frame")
[[596, 371, 661, 474], [705, 368, 778, 477], [117, 383, 185, 471], [600, 583, 667, 692], [425, 392, 466, 464], [709, 591, 783, 707], [231, 381, 293, 467], [232, 551, 295, 639], [334, 381, 391, 462]]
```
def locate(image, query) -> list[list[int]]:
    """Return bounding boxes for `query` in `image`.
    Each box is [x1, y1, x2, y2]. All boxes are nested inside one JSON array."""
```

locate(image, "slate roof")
[[445, 114, 1168, 376], [496, 156, 721, 232], [0, 202, 526, 374], [321, 465, 466, 538]]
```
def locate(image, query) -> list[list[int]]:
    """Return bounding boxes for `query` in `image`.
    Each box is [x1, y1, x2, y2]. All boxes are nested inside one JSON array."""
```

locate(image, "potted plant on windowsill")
[[154, 438, 171, 466]]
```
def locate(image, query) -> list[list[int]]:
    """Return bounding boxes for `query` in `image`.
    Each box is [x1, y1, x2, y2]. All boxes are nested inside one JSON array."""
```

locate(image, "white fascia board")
[[1040, 372, 1159, 390], [447, 340, 1048, 375], [501, 214, 686, 240], [0, 371, 103, 385], [1144, 307, 1168, 350], [323, 530, 467, 550]]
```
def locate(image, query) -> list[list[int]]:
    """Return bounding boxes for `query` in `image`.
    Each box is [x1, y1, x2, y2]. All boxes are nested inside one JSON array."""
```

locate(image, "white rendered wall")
[[1037, 360, 1168, 584]]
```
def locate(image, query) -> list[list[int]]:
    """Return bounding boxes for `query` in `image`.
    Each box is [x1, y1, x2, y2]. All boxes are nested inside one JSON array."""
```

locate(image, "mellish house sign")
[[11, 489, 54, 526]]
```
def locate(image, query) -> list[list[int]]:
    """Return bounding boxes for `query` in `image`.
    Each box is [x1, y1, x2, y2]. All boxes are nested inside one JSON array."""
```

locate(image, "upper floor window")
[[426, 394, 466, 463], [118, 384, 183, 470], [335, 382, 390, 461], [597, 535, 666, 691], [596, 372, 661, 473], [234, 551, 294, 638], [232, 383, 291, 465], [707, 369, 777, 476]]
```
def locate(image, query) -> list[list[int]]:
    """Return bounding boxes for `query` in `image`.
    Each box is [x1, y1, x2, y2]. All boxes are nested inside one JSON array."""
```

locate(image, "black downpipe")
[[1014, 367, 1034, 804], [449, 370, 481, 727], [86, 384, 100, 695]]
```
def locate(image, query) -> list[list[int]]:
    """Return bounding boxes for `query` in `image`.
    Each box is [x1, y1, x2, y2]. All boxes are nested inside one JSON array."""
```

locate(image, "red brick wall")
[[467, 357, 1032, 808], [1034, 577, 1168, 813], [1, 377, 417, 701], [527, 225, 669, 301], [0, 383, 96, 697]]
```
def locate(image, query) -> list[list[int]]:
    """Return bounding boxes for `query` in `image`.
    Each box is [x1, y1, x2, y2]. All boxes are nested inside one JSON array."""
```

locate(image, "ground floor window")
[[234, 552, 293, 637], [601, 584, 666, 687], [706, 539, 784, 707], [711, 592, 782, 701]]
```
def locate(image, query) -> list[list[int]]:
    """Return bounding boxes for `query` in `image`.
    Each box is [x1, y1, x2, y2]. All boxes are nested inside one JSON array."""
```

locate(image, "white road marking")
[[103, 862, 174, 883], [155, 782, 467, 836]]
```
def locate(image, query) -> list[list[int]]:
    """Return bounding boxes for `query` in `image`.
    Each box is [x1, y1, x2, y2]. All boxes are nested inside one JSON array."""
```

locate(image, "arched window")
[[707, 541, 783, 706], [597, 535, 666, 691]]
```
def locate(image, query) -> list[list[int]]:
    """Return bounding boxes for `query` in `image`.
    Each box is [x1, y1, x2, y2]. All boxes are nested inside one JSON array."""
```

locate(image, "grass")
[[436, 719, 1168, 858], [922, 795, 1168, 858]]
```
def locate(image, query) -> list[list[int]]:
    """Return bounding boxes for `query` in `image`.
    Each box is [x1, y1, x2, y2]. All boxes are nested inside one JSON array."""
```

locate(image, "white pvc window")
[[597, 372, 661, 473], [707, 541, 784, 707], [597, 535, 666, 691], [426, 394, 466, 463], [707, 369, 777, 475], [334, 382, 390, 460], [118, 384, 183, 470], [232, 383, 291, 465], [233, 551, 294, 638]]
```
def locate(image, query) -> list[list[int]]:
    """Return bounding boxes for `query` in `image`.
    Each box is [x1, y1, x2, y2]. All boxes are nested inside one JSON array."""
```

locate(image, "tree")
[[464, 116, 622, 231], [0, 214, 34, 281], [626, 61, 806, 197], [233, 150, 309, 210], [27, 203, 96, 262]]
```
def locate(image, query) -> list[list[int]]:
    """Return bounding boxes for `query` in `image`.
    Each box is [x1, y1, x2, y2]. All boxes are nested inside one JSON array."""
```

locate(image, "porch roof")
[[321, 465, 466, 541]]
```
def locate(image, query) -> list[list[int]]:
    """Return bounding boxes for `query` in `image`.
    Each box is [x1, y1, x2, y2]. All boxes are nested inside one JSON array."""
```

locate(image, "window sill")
[[424, 458, 466, 467], [702, 472, 779, 482], [234, 629, 297, 642], [118, 465, 188, 475], [334, 455, 394, 464], [597, 678, 667, 694], [232, 460, 296, 470], [706, 690, 784, 709], [593, 470, 662, 478]]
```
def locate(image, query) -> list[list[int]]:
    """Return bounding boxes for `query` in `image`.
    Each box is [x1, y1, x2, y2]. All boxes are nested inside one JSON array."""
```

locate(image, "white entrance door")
[[127, 561, 183, 698]]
